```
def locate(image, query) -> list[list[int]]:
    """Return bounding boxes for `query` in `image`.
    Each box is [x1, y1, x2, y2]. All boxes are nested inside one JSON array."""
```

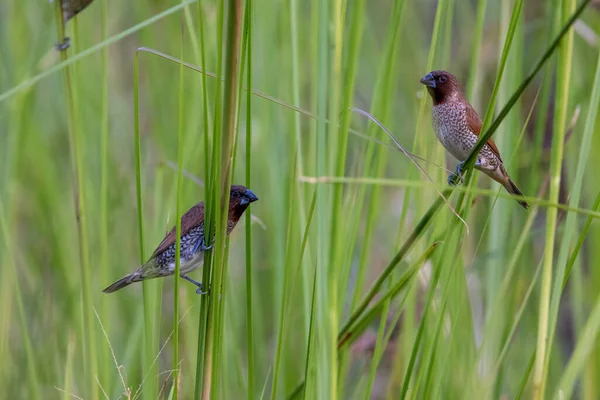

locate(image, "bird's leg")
[[55, 37, 71, 51], [447, 162, 465, 186], [180, 274, 208, 295]]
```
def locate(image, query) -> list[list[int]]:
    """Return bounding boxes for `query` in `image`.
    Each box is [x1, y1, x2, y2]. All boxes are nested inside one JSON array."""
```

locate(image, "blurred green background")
[[1, 0, 600, 399]]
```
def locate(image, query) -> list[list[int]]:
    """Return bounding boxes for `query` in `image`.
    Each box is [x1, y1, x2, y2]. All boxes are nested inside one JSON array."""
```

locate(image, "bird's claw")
[[447, 172, 462, 186], [447, 162, 464, 186], [55, 37, 71, 51], [201, 243, 213, 251], [195, 284, 209, 295]]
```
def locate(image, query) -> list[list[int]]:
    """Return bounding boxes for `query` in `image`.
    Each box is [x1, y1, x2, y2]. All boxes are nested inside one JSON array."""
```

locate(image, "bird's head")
[[230, 185, 258, 207], [227, 185, 259, 232], [420, 70, 462, 105]]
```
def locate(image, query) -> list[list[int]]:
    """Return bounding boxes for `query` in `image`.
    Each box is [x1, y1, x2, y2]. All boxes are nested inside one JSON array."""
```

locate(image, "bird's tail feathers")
[[500, 169, 529, 210], [487, 166, 529, 209], [102, 259, 160, 293], [102, 269, 144, 293]]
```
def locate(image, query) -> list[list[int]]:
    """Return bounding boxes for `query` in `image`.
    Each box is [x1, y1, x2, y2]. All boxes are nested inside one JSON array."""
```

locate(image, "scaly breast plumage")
[[155, 225, 206, 273], [431, 102, 501, 168], [432, 103, 475, 161]]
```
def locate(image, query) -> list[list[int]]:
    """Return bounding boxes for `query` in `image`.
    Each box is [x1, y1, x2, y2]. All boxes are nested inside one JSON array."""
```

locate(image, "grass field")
[[1, 0, 600, 399]]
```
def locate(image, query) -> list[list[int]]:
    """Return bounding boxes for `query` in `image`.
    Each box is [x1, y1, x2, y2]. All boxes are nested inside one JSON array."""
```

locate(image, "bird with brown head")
[[420, 70, 529, 209], [102, 185, 258, 294]]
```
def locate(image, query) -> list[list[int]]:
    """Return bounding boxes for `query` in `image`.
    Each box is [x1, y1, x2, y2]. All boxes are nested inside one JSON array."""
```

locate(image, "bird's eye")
[[439, 76, 447, 83]]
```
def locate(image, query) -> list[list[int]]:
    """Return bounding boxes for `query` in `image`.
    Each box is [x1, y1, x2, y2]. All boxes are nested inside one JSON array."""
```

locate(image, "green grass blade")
[[56, 7, 98, 399], [243, 0, 255, 397], [545, 28, 600, 396], [555, 290, 600, 398], [533, 0, 577, 397], [171, 4, 187, 397]]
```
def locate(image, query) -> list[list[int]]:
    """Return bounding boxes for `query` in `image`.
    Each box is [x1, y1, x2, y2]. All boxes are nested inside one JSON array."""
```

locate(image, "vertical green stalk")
[[533, 0, 575, 397], [133, 50, 158, 399], [55, 7, 98, 400], [526, 2, 553, 199], [489, 0, 523, 279], [199, 0, 226, 393], [271, 165, 301, 399], [440, 0, 455, 66], [303, 267, 319, 400], [194, 1, 212, 397], [327, 0, 343, 396], [287, 1, 314, 375], [556, 289, 600, 399], [98, 0, 113, 393], [0, 201, 39, 398], [480, 0, 524, 129], [203, 0, 243, 397], [547, 14, 600, 395], [412, 0, 447, 153], [289, 0, 304, 177], [327, 0, 347, 298], [330, 0, 365, 303], [244, 0, 254, 397], [484, 0, 523, 385], [364, 293, 392, 398], [172, 4, 187, 398], [314, 0, 334, 398], [289, 0, 312, 353], [466, 0, 488, 101], [332, 0, 370, 393]]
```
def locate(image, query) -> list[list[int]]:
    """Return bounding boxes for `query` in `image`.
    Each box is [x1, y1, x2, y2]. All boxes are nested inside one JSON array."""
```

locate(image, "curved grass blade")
[[338, 242, 440, 348]]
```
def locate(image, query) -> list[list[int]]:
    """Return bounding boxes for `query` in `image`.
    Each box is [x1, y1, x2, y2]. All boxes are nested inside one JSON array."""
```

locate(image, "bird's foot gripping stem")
[[181, 274, 208, 295], [55, 37, 71, 51], [447, 162, 465, 186]]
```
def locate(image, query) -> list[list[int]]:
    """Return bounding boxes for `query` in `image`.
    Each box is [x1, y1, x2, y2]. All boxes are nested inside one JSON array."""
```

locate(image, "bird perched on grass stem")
[[420, 70, 529, 209], [102, 185, 258, 294]]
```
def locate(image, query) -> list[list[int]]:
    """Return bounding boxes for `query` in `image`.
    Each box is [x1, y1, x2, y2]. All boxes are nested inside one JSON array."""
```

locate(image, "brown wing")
[[465, 103, 503, 163], [152, 202, 205, 257]]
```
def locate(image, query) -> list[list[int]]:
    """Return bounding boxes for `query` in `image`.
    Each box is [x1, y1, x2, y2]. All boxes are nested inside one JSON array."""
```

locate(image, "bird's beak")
[[420, 73, 436, 88], [240, 189, 259, 205]]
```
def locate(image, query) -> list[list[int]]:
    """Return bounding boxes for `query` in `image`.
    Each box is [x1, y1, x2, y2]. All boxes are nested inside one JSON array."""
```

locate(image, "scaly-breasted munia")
[[102, 185, 258, 294], [420, 70, 529, 209]]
